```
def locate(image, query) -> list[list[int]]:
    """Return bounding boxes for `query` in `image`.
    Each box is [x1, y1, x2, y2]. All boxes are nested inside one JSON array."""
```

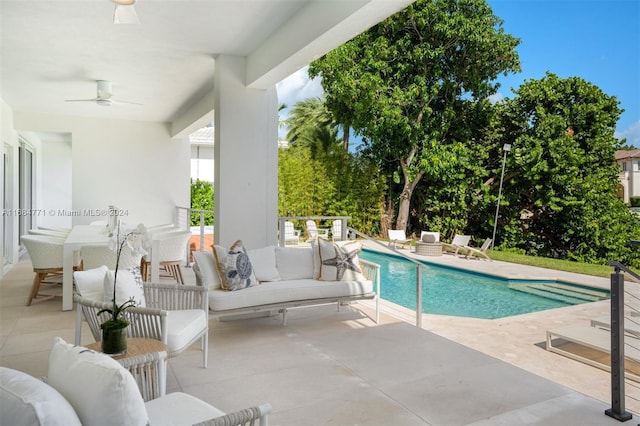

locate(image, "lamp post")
[[491, 143, 511, 249]]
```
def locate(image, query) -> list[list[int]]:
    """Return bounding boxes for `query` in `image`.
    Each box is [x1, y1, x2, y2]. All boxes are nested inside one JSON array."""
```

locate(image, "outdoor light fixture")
[[491, 143, 512, 249], [112, 0, 139, 25]]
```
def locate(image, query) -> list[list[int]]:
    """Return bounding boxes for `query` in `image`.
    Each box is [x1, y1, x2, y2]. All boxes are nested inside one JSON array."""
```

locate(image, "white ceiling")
[[1, 0, 414, 126]]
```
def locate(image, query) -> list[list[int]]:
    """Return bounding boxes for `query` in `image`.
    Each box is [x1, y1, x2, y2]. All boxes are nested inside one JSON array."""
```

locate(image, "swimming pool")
[[359, 249, 610, 319]]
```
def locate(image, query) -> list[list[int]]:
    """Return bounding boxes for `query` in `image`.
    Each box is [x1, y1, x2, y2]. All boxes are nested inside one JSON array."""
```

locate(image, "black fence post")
[[605, 268, 632, 422]]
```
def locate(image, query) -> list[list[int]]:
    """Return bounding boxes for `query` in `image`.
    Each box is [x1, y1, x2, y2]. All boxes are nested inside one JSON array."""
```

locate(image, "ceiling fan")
[[64, 80, 142, 107], [112, 0, 139, 25]]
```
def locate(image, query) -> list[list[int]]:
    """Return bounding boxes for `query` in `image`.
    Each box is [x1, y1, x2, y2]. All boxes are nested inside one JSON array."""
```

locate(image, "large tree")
[[492, 73, 640, 267], [309, 0, 520, 231]]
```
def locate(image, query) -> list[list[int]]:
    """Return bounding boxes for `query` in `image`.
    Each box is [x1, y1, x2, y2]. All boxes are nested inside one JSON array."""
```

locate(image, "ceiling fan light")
[[114, 4, 140, 24], [112, 0, 135, 5]]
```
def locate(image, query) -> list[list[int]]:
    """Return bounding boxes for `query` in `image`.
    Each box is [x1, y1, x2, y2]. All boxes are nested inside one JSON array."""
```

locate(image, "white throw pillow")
[[0, 367, 81, 426], [317, 239, 366, 281], [275, 246, 314, 280], [192, 250, 222, 289], [47, 337, 148, 426], [73, 266, 108, 301], [247, 246, 281, 282], [103, 268, 146, 307], [215, 240, 259, 291]]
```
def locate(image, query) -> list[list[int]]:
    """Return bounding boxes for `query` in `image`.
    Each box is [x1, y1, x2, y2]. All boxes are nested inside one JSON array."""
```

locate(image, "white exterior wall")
[[214, 55, 279, 249], [630, 159, 640, 200], [1, 100, 20, 272], [13, 112, 190, 228]]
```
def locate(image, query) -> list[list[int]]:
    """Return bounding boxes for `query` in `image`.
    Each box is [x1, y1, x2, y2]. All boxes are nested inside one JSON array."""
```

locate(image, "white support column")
[[214, 55, 279, 249]]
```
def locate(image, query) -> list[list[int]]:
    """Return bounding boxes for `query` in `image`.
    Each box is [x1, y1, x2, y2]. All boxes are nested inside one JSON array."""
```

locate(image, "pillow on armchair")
[[47, 337, 148, 426]]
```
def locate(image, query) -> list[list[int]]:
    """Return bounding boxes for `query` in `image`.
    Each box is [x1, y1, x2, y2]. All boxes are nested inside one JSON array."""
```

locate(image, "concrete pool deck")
[[359, 239, 639, 415], [1, 243, 638, 423]]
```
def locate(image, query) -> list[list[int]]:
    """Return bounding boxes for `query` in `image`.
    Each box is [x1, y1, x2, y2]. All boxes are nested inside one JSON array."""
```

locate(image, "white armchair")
[[74, 281, 209, 368]]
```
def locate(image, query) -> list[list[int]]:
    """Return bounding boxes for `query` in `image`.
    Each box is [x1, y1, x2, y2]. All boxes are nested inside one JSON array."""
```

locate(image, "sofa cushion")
[[165, 309, 208, 353], [47, 337, 148, 426], [103, 268, 146, 307], [0, 366, 81, 426], [216, 240, 259, 291], [193, 249, 226, 290], [209, 278, 374, 312], [247, 246, 281, 282], [145, 392, 225, 426], [275, 246, 314, 280], [317, 239, 366, 281], [73, 265, 108, 301]]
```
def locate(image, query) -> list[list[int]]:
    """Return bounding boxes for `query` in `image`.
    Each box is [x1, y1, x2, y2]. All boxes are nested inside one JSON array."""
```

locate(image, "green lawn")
[[488, 249, 638, 280]]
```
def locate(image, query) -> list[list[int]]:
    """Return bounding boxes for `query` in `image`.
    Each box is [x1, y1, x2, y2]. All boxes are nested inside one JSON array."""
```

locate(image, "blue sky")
[[277, 0, 640, 147]]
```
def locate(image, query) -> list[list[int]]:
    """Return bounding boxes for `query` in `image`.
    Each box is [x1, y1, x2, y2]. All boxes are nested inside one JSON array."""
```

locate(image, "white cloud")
[[488, 92, 504, 104], [276, 66, 324, 109], [616, 120, 640, 148]]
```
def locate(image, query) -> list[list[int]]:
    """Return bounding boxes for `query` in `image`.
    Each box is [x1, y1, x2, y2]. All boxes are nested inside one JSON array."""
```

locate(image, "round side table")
[[415, 242, 443, 256], [86, 338, 168, 401]]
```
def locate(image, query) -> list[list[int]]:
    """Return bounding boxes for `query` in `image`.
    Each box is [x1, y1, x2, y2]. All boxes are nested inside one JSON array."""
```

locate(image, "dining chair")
[[141, 231, 192, 284], [21, 235, 80, 305]]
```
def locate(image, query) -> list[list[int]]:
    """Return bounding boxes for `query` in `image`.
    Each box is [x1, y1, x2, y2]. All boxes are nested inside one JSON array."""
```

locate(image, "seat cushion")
[[0, 367, 81, 426], [47, 337, 148, 426], [145, 392, 224, 426], [209, 279, 374, 312], [165, 310, 208, 354]]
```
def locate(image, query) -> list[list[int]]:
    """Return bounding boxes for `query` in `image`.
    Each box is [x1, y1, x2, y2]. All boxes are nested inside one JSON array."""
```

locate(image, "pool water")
[[359, 249, 609, 319]]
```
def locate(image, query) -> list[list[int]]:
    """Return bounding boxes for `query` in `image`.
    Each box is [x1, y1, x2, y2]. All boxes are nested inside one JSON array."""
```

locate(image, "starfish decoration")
[[322, 245, 362, 280]]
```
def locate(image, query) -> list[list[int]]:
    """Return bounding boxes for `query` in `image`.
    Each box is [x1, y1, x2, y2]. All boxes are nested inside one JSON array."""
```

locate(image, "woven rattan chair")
[[21, 235, 79, 306], [74, 282, 209, 368], [193, 403, 272, 426]]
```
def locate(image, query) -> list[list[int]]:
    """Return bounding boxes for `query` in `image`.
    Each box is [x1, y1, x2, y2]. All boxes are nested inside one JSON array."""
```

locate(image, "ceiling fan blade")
[[114, 4, 139, 24], [110, 99, 143, 106], [64, 98, 98, 103]]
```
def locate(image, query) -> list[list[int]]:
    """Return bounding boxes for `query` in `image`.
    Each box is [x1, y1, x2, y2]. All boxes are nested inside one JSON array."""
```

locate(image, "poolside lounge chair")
[[388, 230, 413, 249], [306, 220, 329, 241], [441, 234, 471, 255], [464, 238, 492, 260], [546, 324, 640, 382], [283, 221, 300, 245]]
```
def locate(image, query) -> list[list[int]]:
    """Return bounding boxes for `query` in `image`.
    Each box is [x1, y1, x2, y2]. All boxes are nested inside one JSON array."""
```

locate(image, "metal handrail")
[[608, 261, 640, 283], [348, 227, 427, 328]]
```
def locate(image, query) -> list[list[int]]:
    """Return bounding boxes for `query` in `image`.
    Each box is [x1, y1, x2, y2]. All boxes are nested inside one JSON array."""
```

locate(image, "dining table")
[[61, 224, 165, 311]]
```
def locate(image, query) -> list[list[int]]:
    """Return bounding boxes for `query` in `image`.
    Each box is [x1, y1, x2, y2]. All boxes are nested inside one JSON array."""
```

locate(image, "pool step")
[[510, 283, 608, 305]]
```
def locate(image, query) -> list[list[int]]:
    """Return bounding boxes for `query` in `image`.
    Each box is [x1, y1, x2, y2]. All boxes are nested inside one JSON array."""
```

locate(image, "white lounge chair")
[[464, 238, 492, 260], [546, 324, 640, 382], [283, 221, 300, 245], [388, 230, 413, 249], [306, 220, 329, 241], [442, 234, 471, 255]]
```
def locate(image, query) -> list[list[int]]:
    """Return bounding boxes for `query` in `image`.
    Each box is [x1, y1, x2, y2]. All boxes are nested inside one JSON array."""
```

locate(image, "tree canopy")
[[309, 0, 521, 231]]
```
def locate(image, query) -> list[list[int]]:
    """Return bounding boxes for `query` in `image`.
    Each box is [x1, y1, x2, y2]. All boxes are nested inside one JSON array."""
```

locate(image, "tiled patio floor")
[[1, 245, 638, 425]]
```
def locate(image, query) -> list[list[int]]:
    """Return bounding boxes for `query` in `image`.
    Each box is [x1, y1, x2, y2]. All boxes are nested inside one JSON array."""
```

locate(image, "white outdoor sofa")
[[193, 242, 381, 325]]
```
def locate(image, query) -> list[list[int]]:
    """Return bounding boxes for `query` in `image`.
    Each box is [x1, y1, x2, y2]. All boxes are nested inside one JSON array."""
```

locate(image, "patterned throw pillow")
[[216, 240, 258, 291], [317, 238, 366, 281]]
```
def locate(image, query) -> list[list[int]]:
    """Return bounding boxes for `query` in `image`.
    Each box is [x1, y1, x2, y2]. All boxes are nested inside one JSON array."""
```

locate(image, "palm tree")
[[285, 97, 342, 156]]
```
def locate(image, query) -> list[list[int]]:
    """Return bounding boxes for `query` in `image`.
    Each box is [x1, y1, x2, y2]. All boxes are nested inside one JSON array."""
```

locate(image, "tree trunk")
[[395, 174, 423, 232]]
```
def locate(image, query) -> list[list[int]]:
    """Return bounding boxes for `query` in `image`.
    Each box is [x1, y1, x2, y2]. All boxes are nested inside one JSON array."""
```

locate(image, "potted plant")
[[97, 222, 147, 355]]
